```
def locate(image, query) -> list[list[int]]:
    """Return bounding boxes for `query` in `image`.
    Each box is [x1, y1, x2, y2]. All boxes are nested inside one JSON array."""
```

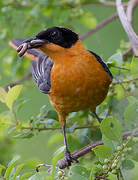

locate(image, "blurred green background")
[[0, 0, 138, 179]]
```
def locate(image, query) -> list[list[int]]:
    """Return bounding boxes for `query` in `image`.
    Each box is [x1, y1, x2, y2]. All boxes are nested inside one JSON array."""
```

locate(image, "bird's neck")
[[41, 40, 89, 64]]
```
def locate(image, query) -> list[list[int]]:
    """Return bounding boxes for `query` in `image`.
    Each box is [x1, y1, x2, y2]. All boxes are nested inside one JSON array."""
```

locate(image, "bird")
[[10, 26, 113, 168]]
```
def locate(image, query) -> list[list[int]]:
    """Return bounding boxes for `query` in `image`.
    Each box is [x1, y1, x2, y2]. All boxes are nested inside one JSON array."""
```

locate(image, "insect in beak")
[[17, 38, 49, 57]]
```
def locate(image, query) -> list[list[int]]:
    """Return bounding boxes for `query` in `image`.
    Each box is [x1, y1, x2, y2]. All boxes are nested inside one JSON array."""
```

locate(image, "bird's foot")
[[65, 149, 78, 168]]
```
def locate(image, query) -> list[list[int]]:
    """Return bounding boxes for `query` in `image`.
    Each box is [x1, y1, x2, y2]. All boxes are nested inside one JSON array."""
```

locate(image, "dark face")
[[35, 27, 79, 48]]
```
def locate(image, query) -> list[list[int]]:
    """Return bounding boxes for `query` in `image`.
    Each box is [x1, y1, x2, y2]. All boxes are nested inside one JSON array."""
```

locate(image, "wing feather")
[[30, 56, 53, 94]]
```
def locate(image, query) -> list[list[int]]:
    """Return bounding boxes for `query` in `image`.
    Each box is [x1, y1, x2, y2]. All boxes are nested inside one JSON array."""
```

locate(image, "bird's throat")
[[38, 40, 87, 63]]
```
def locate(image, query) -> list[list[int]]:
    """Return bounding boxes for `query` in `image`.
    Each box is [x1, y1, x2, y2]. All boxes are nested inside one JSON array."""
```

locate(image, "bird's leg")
[[61, 125, 78, 167], [58, 113, 78, 167], [93, 111, 101, 124]]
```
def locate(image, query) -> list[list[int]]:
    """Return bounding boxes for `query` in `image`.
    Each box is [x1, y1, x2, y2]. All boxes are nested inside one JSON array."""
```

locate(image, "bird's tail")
[[9, 38, 46, 60]]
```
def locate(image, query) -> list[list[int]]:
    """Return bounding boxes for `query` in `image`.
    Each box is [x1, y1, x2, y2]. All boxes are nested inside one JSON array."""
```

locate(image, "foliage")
[[0, 0, 138, 180]]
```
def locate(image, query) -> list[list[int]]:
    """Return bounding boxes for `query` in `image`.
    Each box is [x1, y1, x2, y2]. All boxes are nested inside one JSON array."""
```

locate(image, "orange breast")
[[49, 50, 112, 114]]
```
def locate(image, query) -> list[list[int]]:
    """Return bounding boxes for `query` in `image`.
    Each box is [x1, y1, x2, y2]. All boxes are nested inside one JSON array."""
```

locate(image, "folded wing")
[[31, 56, 53, 94]]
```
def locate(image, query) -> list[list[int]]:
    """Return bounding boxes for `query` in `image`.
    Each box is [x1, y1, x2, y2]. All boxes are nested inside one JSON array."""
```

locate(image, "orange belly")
[[49, 54, 112, 114]]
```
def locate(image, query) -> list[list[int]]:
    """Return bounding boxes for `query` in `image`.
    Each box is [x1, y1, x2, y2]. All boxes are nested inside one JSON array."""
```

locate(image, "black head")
[[35, 27, 79, 48]]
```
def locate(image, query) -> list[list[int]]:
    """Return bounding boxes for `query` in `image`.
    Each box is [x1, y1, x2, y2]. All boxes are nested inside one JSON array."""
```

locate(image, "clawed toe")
[[65, 149, 78, 167]]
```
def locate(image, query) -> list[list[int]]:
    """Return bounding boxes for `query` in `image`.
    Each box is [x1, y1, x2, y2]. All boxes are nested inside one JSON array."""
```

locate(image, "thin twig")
[[0, 122, 98, 131], [82, 1, 128, 7], [80, 13, 118, 40], [126, 0, 138, 25], [3, 72, 32, 92], [119, 169, 125, 180], [0, 2, 32, 8], [117, 174, 120, 180], [11, 107, 19, 126], [112, 77, 138, 85], [110, 65, 130, 71], [95, 175, 108, 180], [114, 77, 127, 105], [20, 125, 95, 131], [56, 130, 138, 169], [116, 0, 138, 56], [122, 47, 132, 57]]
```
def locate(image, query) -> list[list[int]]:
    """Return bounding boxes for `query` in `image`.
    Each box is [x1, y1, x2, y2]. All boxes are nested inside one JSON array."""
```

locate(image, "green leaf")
[[28, 172, 50, 180], [100, 117, 122, 141], [52, 146, 64, 173], [79, 12, 97, 28], [19, 172, 33, 180], [6, 85, 23, 110], [4, 155, 20, 179], [13, 163, 24, 180], [46, 110, 58, 120], [93, 145, 112, 158], [130, 56, 138, 75], [0, 164, 6, 176], [131, 143, 138, 162], [23, 159, 40, 168], [108, 172, 119, 180], [67, 135, 81, 152], [68, 165, 89, 180], [115, 84, 124, 100], [107, 61, 118, 76], [38, 106, 58, 121], [8, 156, 20, 167], [7, 126, 16, 134], [102, 135, 116, 151], [14, 98, 29, 114], [68, 174, 87, 180], [124, 102, 138, 123], [122, 159, 135, 170], [66, 122, 77, 133], [108, 52, 123, 67], [47, 133, 63, 147], [107, 52, 123, 76], [13, 130, 34, 139], [0, 87, 7, 103], [132, 151, 138, 162], [53, 146, 65, 157], [127, 96, 138, 104], [89, 166, 96, 180], [40, 119, 54, 125]]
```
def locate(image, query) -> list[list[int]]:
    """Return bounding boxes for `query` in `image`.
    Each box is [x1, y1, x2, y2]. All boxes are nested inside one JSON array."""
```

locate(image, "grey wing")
[[30, 55, 54, 94]]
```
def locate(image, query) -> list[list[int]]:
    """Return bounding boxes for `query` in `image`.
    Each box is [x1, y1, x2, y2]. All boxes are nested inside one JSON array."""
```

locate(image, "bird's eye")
[[50, 31, 60, 40], [51, 31, 58, 37]]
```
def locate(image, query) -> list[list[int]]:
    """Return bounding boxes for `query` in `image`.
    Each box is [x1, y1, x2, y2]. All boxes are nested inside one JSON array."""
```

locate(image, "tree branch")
[[114, 77, 127, 105], [126, 0, 138, 24], [82, 1, 128, 7], [123, 47, 132, 58], [56, 130, 138, 169], [3, 72, 32, 92], [80, 12, 118, 40], [112, 77, 138, 85], [20, 125, 95, 131], [116, 0, 138, 56], [110, 65, 130, 71]]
